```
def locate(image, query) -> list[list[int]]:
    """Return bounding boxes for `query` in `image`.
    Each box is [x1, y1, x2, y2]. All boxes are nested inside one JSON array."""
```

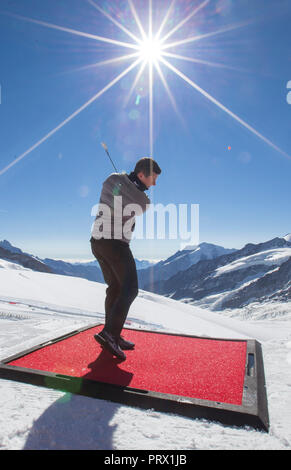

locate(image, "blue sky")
[[0, 0, 290, 261]]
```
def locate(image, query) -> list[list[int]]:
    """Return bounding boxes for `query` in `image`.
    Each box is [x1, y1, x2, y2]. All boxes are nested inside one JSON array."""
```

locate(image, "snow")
[[213, 248, 291, 278], [182, 247, 291, 311], [0, 261, 291, 449], [162, 242, 234, 268]]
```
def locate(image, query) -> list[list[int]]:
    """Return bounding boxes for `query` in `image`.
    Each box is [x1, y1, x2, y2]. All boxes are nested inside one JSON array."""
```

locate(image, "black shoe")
[[118, 335, 135, 350], [94, 330, 126, 361]]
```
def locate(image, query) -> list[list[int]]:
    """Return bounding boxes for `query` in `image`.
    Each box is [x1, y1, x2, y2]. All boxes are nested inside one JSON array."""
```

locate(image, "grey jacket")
[[91, 173, 150, 243]]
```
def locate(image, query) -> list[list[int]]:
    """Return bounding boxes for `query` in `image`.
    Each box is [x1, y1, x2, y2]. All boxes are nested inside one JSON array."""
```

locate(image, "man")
[[90, 157, 161, 360]]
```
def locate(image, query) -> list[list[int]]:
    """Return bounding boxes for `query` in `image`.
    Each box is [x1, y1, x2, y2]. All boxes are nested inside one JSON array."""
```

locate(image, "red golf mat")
[[8, 325, 247, 405]]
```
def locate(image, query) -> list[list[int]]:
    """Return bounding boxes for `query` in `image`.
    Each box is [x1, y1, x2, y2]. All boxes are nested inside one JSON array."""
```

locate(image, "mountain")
[[137, 242, 236, 289], [149, 237, 291, 310], [220, 255, 291, 309], [0, 240, 23, 254], [0, 240, 156, 282], [42, 258, 104, 283], [0, 242, 53, 274], [283, 233, 291, 243], [135, 258, 157, 270], [2, 236, 290, 310]]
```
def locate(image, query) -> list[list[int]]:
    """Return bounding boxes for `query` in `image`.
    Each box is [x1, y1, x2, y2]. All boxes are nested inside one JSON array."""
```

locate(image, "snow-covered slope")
[[0, 260, 291, 449], [0, 243, 53, 274], [154, 238, 291, 310], [283, 233, 291, 242], [138, 242, 236, 288], [213, 248, 291, 277], [0, 239, 156, 283]]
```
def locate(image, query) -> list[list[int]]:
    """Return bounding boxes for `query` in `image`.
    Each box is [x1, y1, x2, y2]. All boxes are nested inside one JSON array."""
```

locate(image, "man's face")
[[137, 172, 159, 188]]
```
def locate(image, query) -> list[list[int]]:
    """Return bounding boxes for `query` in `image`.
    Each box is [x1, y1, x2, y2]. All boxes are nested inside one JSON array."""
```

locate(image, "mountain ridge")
[[148, 236, 291, 310], [0, 239, 156, 282], [1, 235, 290, 310]]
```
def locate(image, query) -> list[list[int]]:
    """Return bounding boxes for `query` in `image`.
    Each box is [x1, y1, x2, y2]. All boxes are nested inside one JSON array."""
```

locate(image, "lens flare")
[[0, 0, 289, 176], [138, 38, 162, 63]]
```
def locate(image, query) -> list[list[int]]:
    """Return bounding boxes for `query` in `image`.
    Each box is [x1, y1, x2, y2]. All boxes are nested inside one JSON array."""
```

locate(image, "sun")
[[0, 0, 289, 177], [138, 37, 162, 63]]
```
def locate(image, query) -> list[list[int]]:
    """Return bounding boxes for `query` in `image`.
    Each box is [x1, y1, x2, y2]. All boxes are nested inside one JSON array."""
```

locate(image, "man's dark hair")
[[134, 157, 162, 177]]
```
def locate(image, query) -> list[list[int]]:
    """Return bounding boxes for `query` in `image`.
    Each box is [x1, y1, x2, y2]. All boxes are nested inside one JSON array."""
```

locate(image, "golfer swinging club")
[[90, 155, 161, 360]]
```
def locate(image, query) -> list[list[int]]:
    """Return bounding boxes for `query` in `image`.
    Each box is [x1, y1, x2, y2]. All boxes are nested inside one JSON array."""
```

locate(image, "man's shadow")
[[23, 349, 134, 450]]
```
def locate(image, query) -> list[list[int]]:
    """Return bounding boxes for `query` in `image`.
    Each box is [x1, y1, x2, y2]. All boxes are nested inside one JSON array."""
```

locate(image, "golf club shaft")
[[101, 142, 118, 172], [106, 149, 118, 172]]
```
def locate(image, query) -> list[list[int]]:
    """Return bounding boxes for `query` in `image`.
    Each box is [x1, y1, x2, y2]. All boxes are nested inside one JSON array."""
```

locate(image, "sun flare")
[[0, 0, 289, 177], [138, 37, 162, 63]]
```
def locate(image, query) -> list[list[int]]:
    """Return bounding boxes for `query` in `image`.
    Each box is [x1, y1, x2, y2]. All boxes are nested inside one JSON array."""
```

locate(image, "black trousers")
[[90, 237, 138, 338]]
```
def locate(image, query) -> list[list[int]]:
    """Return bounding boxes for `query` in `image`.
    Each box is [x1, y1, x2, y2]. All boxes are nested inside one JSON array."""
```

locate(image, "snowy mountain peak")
[[138, 241, 237, 288], [0, 240, 23, 254], [181, 242, 235, 254], [283, 233, 291, 243], [181, 244, 199, 251]]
